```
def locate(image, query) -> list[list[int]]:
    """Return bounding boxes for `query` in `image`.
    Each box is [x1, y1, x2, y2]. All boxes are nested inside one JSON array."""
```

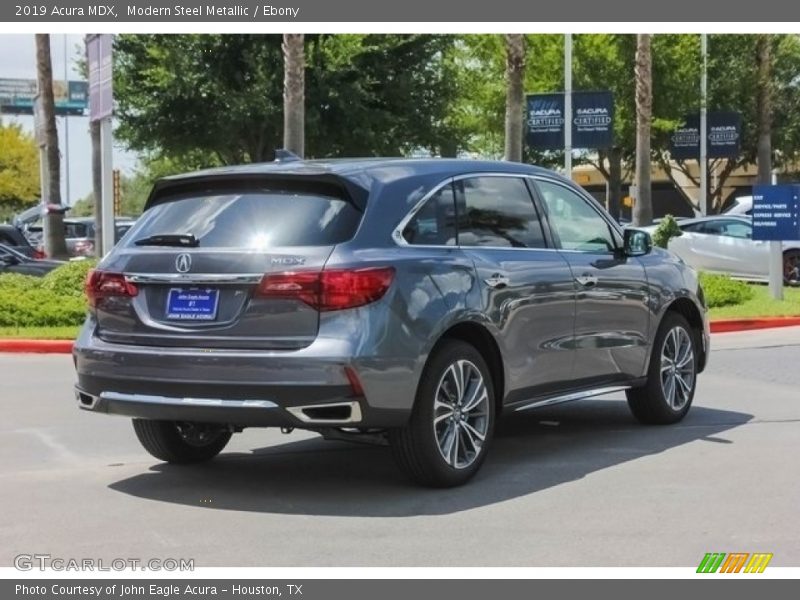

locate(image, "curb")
[[0, 339, 74, 354], [2, 318, 800, 353], [709, 317, 800, 334]]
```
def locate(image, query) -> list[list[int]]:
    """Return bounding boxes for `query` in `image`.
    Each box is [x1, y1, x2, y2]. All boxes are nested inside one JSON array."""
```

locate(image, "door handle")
[[575, 274, 598, 287], [484, 273, 510, 289]]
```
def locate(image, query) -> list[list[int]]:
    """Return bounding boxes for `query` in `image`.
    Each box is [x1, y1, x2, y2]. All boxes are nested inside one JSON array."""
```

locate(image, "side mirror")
[[623, 228, 652, 257]]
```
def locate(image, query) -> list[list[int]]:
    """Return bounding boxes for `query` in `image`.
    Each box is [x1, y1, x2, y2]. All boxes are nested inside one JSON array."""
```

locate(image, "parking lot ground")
[[1, 327, 799, 567]]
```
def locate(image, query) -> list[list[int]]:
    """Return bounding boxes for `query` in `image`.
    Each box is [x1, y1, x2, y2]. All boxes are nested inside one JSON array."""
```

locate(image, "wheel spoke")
[[434, 410, 454, 424], [449, 424, 461, 466], [462, 420, 486, 444], [462, 378, 487, 412]]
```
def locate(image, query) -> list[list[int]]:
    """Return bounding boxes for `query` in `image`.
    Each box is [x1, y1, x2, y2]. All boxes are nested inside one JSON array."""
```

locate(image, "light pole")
[[699, 33, 708, 215], [564, 33, 572, 180]]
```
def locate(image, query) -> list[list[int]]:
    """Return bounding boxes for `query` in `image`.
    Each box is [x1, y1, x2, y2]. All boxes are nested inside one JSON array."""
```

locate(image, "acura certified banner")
[[526, 91, 614, 150], [670, 112, 742, 160]]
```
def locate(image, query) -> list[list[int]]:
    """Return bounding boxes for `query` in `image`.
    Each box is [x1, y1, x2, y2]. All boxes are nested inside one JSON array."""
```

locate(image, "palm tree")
[[34, 34, 68, 258], [504, 34, 525, 162], [282, 34, 305, 158], [755, 34, 772, 185], [632, 33, 653, 227]]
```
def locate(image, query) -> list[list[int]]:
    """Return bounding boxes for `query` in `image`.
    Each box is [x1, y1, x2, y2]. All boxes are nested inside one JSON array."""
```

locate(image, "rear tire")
[[784, 250, 800, 286], [627, 312, 698, 425], [132, 419, 232, 464], [390, 340, 495, 487]]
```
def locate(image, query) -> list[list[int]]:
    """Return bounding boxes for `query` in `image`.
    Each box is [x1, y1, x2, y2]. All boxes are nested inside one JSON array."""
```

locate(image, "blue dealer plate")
[[166, 288, 219, 321]]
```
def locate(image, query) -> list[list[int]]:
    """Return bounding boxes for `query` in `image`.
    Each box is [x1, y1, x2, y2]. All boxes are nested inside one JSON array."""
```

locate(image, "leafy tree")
[[113, 34, 464, 163], [0, 122, 40, 222]]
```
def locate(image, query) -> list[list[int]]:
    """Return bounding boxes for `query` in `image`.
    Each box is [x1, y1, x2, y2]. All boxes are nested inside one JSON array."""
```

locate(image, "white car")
[[641, 215, 800, 284], [722, 196, 753, 216]]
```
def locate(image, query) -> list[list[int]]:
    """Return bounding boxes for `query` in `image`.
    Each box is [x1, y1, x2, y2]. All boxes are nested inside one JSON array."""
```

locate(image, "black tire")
[[627, 312, 699, 425], [784, 250, 800, 286], [390, 340, 495, 487], [132, 419, 232, 464]]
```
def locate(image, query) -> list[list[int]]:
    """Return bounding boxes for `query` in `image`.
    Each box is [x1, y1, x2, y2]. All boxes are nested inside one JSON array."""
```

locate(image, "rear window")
[[124, 192, 362, 249]]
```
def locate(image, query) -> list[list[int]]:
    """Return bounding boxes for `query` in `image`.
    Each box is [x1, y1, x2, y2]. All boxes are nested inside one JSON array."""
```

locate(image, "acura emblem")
[[175, 253, 192, 273]]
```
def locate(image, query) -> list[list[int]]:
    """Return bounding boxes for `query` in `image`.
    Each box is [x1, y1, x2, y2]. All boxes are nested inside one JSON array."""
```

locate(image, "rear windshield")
[[123, 192, 362, 249]]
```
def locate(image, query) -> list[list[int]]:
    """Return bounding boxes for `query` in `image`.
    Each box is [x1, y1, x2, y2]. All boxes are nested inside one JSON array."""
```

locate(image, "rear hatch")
[[88, 177, 364, 349]]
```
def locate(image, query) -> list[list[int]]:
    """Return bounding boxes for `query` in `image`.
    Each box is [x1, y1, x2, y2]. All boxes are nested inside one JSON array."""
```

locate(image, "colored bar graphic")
[[697, 553, 726, 573], [744, 553, 773, 573], [719, 553, 749, 573]]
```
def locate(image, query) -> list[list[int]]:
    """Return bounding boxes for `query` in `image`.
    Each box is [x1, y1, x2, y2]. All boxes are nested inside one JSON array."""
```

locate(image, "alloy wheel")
[[433, 360, 490, 469], [659, 326, 695, 410]]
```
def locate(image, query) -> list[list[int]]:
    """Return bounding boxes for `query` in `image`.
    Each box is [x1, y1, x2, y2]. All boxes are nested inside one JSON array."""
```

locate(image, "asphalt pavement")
[[1, 327, 799, 567]]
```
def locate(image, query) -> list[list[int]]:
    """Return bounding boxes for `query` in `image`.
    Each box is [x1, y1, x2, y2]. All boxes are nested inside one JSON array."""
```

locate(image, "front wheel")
[[390, 340, 495, 487], [132, 419, 232, 463], [627, 312, 698, 424]]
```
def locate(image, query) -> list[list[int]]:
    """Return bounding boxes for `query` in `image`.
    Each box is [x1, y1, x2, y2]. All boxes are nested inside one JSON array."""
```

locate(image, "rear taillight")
[[257, 267, 395, 311], [84, 270, 138, 308], [32, 249, 46, 260]]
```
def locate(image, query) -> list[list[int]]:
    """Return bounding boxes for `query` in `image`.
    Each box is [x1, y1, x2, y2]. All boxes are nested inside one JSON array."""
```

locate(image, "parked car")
[[62, 217, 137, 257], [722, 195, 753, 216], [0, 244, 62, 276], [25, 217, 137, 258], [0, 224, 46, 259], [638, 215, 800, 285], [73, 157, 709, 487]]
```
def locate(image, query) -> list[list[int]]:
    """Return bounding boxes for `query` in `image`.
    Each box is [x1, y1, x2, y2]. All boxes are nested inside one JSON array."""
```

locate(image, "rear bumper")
[[75, 388, 369, 428], [73, 319, 415, 428]]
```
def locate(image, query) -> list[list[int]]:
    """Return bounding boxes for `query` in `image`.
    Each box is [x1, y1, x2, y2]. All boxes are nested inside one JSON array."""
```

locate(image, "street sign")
[[87, 34, 113, 121], [0, 78, 88, 116], [752, 184, 800, 241]]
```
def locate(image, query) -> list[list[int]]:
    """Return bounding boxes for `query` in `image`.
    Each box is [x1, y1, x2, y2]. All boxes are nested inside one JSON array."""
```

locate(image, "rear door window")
[[456, 176, 547, 248], [124, 192, 362, 249], [402, 184, 457, 246]]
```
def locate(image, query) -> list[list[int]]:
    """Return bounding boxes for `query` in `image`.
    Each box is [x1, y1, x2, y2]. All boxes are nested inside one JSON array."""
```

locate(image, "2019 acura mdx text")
[[73, 157, 709, 487]]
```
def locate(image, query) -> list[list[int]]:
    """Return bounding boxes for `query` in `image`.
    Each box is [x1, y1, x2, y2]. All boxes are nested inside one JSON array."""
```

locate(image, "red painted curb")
[[710, 317, 800, 334], [0, 339, 74, 354]]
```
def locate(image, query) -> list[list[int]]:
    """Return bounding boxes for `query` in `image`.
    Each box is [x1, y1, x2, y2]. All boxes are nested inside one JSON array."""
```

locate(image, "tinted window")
[[457, 177, 546, 248], [124, 192, 362, 249], [402, 185, 457, 246], [536, 180, 616, 252], [64, 222, 89, 238]]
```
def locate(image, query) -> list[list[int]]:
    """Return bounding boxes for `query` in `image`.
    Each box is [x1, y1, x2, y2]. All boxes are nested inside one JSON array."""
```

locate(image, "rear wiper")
[[134, 233, 199, 247]]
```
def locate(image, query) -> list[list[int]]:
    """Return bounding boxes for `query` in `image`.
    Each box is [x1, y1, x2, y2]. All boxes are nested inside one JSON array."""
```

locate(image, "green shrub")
[[40, 258, 96, 298], [699, 273, 754, 308], [0, 261, 92, 327], [652, 214, 683, 249]]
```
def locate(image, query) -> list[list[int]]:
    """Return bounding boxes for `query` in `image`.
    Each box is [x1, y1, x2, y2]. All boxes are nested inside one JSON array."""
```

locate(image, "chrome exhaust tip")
[[286, 401, 363, 424]]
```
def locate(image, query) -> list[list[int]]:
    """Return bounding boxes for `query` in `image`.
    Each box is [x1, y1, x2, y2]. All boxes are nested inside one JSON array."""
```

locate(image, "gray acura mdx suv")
[[74, 157, 709, 487]]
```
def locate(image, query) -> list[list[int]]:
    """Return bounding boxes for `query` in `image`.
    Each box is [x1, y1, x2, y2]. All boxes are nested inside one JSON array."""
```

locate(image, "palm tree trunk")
[[755, 35, 772, 184], [282, 34, 305, 158], [504, 34, 525, 162], [632, 33, 653, 227], [35, 33, 68, 259]]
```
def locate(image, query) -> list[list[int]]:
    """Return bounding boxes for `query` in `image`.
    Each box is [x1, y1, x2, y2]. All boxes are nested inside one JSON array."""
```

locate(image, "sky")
[[0, 34, 138, 205]]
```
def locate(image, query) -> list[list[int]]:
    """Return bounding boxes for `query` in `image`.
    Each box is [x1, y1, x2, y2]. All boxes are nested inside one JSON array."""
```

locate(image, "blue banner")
[[670, 112, 742, 160], [752, 185, 800, 241], [526, 93, 565, 150], [526, 91, 614, 150]]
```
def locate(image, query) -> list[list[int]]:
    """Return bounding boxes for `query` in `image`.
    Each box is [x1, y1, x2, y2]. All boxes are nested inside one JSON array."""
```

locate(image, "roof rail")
[[274, 149, 302, 162]]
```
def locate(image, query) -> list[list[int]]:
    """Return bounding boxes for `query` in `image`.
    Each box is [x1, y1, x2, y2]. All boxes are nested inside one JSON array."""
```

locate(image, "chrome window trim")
[[125, 273, 263, 284], [391, 171, 623, 254]]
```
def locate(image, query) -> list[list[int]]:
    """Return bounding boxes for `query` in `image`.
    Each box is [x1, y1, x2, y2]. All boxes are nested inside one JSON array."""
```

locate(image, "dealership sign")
[[670, 112, 742, 160], [526, 90, 614, 150], [752, 185, 800, 242]]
